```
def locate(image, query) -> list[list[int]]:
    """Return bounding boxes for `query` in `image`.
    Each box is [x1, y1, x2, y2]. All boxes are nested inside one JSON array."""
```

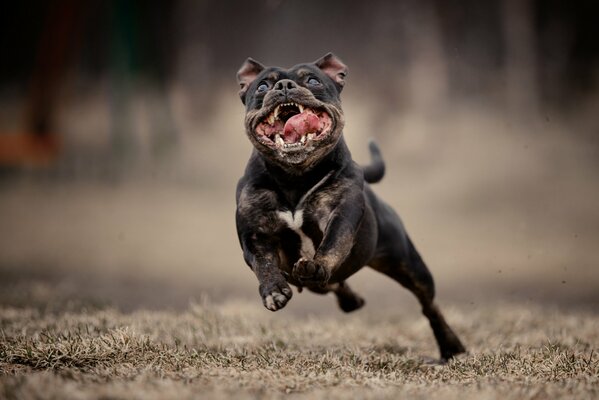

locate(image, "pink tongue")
[[283, 111, 320, 143]]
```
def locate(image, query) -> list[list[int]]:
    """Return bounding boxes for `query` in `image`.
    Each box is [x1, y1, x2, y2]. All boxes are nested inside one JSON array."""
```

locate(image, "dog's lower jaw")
[[248, 132, 345, 176]]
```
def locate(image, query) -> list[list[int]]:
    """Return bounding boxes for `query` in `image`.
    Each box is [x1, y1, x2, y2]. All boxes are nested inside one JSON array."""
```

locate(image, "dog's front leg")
[[240, 235, 293, 311], [293, 188, 364, 287]]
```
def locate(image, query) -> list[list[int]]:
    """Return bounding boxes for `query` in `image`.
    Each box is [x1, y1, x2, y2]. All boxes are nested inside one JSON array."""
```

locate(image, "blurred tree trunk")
[[367, 0, 448, 138], [502, 0, 538, 117], [366, 1, 408, 137], [404, 0, 448, 113]]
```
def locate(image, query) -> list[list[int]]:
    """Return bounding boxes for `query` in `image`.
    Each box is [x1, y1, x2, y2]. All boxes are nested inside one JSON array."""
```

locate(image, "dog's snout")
[[274, 79, 298, 92]]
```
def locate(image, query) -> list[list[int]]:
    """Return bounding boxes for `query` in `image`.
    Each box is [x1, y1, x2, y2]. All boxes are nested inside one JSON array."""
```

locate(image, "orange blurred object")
[[0, 132, 60, 167]]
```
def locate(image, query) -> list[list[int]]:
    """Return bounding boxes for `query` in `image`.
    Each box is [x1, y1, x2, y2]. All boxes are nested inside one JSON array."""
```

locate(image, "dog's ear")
[[237, 58, 265, 104], [314, 53, 348, 90]]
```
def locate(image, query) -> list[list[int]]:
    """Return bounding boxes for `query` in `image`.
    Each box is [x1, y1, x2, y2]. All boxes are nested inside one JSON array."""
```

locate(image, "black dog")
[[235, 53, 465, 360]]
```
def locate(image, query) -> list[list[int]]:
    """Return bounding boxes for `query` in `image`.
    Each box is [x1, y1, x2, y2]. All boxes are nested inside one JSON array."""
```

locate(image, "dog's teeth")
[[274, 106, 280, 120], [267, 114, 275, 125], [300, 135, 306, 144], [275, 134, 284, 146], [307, 133, 315, 140], [298, 104, 304, 113], [282, 141, 303, 149]]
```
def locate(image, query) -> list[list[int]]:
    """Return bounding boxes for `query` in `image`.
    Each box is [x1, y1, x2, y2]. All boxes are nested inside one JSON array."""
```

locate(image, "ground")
[[1, 294, 597, 399]]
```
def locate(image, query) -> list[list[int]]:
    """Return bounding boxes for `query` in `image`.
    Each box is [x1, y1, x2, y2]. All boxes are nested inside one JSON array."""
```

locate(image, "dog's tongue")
[[283, 111, 320, 143]]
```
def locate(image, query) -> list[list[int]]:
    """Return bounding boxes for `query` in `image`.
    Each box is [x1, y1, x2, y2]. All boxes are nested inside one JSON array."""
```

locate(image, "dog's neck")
[[259, 137, 352, 202]]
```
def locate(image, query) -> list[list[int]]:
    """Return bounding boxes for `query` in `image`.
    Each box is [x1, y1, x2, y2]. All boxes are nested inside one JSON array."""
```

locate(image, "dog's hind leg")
[[332, 281, 365, 312], [370, 236, 465, 360], [307, 281, 365, 313]]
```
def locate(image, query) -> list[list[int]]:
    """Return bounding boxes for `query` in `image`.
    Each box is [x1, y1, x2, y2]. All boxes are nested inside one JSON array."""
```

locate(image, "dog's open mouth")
[[255, 102, 333, 150]]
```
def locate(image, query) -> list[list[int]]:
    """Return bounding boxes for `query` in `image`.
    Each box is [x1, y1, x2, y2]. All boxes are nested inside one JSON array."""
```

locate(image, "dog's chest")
[[270, 171, 336, 257], [276, 208, 316, 258]]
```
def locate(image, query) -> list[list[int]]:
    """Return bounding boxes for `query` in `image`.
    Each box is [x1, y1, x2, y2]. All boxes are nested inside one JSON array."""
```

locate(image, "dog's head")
[[237, 53, 347, 170]]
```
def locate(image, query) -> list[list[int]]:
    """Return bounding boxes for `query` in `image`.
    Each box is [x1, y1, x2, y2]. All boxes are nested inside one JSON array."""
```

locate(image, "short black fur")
[[235, 53, 465, 361]]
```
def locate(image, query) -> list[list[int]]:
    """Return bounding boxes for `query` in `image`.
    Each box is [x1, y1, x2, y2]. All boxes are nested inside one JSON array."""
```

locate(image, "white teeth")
[[300, 135, 306, 144], [272, 103, 304, 121], [275, 134, 284, 146], [307, 133, 315, 140], [267, 114, 275, 125]]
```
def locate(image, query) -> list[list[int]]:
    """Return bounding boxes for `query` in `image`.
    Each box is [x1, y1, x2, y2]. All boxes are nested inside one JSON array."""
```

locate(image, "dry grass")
[[1, 298, 597, 400]]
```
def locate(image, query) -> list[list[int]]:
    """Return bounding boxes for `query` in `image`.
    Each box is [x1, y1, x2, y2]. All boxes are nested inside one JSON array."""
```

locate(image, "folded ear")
[[313, 53, 348, 89], [237, 58, 265, 103]]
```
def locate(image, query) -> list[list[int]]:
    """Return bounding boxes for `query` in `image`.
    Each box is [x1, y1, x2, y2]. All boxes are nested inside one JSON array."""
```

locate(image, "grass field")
[[1, 295, 598, 399]]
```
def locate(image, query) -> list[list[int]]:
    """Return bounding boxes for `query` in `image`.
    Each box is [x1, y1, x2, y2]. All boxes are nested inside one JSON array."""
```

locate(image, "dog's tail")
[[362, 139, 385, 184]]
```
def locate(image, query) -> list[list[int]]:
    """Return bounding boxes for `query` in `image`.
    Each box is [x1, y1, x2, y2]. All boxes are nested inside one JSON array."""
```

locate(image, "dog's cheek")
[[245, 96, 258, 112], [321, 84, 342, 104]]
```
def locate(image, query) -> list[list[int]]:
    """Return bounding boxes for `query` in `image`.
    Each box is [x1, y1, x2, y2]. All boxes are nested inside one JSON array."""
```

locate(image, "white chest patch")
[[277, 209, 316, 258]]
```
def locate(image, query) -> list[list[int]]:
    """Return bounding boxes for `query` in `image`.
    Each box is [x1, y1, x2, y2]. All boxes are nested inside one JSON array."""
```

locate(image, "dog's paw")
[[292, 257, 330, 288], [259, 278, 293, 311]]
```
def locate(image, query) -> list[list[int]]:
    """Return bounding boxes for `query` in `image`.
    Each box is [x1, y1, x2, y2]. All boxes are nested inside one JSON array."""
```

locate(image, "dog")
[[235, 53, 465, 360]]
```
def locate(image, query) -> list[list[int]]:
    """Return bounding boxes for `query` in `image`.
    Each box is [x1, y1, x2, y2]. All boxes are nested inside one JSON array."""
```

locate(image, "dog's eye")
[[257, 82, 269, 93], [307, 77, 321, 86]]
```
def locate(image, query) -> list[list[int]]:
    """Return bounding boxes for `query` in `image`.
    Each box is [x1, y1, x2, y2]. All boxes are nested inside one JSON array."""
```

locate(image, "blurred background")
[[0, 0, 598, 314]]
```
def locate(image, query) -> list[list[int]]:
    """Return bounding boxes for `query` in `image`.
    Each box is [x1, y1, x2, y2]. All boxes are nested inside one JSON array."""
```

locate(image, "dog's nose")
[[274, 79, 298, 91]]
